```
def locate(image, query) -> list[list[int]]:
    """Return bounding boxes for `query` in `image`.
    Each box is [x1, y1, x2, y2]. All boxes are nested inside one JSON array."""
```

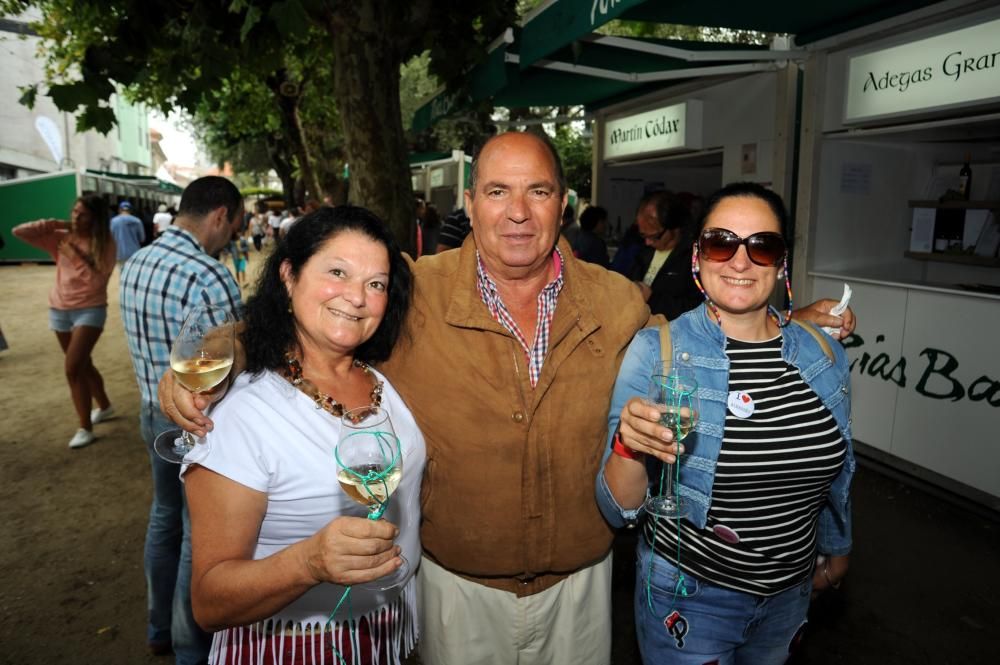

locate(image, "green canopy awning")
[[412, 36, 517, 132], [519, 0, 947, 68], [408, 151, 451, 165], [85, 169, 183, 194], [497, 36, 771, 108], [412, 0, 950, 130], [413, 33, 772, 129]]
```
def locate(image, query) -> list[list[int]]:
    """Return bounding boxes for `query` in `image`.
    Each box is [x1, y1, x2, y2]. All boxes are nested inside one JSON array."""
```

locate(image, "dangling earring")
[[779, 255, 793, 327], [287, 300, 293, 314], [691, 247, 721, 324]]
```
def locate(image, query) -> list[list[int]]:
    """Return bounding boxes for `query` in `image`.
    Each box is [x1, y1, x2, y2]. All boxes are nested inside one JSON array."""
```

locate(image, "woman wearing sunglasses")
[[597, 182, 853, 664]]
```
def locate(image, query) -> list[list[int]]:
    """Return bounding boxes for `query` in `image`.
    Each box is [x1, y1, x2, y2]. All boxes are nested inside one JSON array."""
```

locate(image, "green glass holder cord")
[[326, 430, 401, 665], [644, 461, 689, 616]]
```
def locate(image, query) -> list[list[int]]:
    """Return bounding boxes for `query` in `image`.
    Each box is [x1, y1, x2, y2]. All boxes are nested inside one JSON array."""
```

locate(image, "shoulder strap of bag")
[[790, 319, 834, 362], [658, 323, 672, 374]]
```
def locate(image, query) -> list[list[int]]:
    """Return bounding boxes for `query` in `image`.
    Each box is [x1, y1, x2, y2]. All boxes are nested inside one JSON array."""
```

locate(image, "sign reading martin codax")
[[604, 101, 703, 161], [843, 332, 1000, 407], [845, 17, 1000, 123]]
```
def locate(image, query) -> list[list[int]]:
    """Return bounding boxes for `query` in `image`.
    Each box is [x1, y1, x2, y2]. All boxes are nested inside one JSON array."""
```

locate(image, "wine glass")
[[334, 405, 408, 590], [644, 366, 699, 520], [153, 305, 235, 464]]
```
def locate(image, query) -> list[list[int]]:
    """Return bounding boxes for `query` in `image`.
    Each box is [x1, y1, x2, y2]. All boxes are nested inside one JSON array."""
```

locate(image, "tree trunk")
[[325, 4, 415, 254], [268, 72, 324, 204], [266, 134, 296, 209]]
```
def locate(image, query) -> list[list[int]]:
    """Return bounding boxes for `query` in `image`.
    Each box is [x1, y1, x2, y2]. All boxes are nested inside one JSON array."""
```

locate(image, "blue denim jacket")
[[596, 305, 855, 557]]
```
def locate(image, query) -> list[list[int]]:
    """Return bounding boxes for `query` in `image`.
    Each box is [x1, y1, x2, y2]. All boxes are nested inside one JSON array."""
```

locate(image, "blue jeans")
[[140, 403, 211, 665], [634, 539, 810, 665]]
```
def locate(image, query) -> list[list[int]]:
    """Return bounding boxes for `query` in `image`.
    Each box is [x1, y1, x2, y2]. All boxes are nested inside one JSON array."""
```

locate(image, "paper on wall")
[[963, 210, 990, 250], [909, 208, 935, 252]]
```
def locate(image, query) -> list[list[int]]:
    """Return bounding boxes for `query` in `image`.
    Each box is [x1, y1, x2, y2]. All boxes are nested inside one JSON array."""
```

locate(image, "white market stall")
[[796, 5, 1000, 508], [593, 65, 800, 239]]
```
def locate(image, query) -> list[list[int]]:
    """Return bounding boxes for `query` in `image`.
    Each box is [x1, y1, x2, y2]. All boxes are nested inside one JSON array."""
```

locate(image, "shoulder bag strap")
[[658, 323, 672, 374], [790, 319, 834, 362]]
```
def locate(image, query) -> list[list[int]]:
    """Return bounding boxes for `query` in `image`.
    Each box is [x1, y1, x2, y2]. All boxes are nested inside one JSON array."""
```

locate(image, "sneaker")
[[68, 428, 96, 449], [90, 405, 116, 424]]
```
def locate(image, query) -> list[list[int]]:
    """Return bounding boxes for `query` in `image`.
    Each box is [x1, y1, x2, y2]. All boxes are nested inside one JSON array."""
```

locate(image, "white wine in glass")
[[334, 406, 408, 590], [337, 462, 402, 507], [153, 305, 235, 464], [171, 357, 234, 393], [644, 370, 700, 520]]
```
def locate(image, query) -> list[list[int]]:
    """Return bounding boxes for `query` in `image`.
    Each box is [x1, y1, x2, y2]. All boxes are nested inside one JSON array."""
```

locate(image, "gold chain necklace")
[[283, 353, 383, 418]]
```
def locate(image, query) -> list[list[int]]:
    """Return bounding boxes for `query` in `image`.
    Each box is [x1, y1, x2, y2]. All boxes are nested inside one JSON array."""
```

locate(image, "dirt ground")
[[1, 249, 999, 665], [0, 249, 265, 665]]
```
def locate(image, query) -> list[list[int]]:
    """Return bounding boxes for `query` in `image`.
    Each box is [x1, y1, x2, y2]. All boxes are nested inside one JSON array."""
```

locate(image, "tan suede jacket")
[[382, 234, 655, 595]]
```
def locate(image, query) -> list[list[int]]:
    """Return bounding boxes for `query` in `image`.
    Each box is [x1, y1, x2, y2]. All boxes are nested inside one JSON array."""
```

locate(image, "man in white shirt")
[[278, 209, 298, 239], [267, 209, 282, 239], [153, 204, 173, 237]]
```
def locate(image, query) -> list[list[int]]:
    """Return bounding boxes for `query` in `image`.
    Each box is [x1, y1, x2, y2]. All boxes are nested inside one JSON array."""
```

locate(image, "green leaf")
[[240, 5, 263, 42], [18, 84, 38, 109], [269, 0, 310, 38], [48, 82, 97, 112], [77, 105, 117, 135]]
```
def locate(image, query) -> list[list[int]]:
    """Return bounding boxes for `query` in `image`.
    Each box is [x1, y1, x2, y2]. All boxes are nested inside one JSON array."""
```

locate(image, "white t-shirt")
[[189, 368, 426, 626], [249, 215, 264, 236], [642, 248, 672, 286], [153, 211, 173, 234], [268, 213, 282, 230], [279, 216, 297, 236]]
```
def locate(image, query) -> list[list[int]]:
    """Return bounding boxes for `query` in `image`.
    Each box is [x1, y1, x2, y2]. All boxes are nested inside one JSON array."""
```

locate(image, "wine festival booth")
[[409, 150, 472, 216], [590, 66, 798, 241], [0, 169, 180, 263], [794, 2, 1000, 508]]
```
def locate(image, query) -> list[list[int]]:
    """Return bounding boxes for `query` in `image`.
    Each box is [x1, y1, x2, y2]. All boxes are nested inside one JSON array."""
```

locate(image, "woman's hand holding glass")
[[153, 305, 235, 463], [617, 398, 683, 464], [158, 335, 241, 438], [303, 515, 402, 588]]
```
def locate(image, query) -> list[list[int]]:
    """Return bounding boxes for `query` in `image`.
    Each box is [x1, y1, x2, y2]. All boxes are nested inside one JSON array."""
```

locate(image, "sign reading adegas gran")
[[604, 101, 703, 161], [845, 17, 1000, 123]]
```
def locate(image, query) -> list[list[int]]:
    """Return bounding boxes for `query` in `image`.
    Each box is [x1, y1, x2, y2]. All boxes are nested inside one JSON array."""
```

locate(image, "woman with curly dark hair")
[[13, 194, 117, 448], [183, 205, 424, 664]]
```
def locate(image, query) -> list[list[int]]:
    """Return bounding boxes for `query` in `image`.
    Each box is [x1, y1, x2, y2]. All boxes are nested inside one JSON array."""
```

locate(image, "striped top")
[[120, 226, 242, 406], [647, 335, 846, 596], [476, 248, 565, 387]]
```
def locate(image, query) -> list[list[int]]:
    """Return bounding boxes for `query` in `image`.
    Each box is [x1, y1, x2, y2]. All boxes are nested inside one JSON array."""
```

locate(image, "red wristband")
[[612, 431, 643, 461]]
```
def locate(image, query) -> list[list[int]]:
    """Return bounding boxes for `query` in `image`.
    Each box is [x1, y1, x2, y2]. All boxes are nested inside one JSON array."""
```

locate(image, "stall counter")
[[812, 274, 1000, 505]]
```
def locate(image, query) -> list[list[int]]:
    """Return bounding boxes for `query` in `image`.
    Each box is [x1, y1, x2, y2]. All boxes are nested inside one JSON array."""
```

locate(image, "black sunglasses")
[[698, 228, 786, 267], [639, 227, 668, 242]]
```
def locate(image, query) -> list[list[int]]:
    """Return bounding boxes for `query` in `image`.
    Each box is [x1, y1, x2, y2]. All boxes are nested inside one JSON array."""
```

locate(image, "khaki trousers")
[[418, 553, 613, 665]]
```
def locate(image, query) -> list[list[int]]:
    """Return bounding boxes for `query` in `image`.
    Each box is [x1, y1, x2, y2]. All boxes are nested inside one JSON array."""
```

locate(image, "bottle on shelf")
[[958, 153, 972, 201]]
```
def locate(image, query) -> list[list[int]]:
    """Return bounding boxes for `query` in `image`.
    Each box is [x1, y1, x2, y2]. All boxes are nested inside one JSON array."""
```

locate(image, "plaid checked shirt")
[[476, 248, 565, 387], [119, 227, 242, 406]]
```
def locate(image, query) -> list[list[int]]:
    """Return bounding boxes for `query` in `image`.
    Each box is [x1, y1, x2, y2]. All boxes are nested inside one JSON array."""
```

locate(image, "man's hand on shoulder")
[[792, 299, 856, 339], [157, 369, 226, 438]]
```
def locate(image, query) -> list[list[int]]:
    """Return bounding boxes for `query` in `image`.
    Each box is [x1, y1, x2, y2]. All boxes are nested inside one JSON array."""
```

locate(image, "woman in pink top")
[[13, 194, 118, 449]]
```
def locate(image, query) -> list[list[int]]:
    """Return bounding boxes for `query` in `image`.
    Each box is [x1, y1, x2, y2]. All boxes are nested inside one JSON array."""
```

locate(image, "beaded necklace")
[[283, 353, 383, 419]]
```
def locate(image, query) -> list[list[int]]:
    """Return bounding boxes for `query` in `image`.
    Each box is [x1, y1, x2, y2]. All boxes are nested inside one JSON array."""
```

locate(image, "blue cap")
[[120, 201, 132, 210]]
